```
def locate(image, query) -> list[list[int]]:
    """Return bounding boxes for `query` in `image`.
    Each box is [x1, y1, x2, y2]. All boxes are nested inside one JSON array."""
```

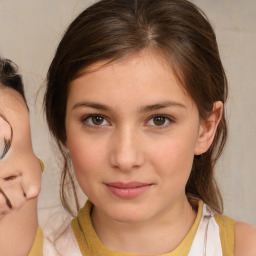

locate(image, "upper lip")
[[105, 182, 152, 189]]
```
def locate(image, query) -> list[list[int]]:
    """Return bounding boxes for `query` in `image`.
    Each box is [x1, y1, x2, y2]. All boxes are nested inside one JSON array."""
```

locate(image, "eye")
[[0, 115, 12, 160], [146, 115, 172, 127], [83, 114, 109, 127], [0, 138, 11, 160]]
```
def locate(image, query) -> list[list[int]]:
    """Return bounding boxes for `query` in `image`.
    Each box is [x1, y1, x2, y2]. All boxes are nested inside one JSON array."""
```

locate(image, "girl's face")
[[65, 51, 221, 223]]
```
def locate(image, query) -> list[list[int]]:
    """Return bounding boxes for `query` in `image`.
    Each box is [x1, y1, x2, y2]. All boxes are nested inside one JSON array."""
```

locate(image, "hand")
[[0, 154, 42, 218]]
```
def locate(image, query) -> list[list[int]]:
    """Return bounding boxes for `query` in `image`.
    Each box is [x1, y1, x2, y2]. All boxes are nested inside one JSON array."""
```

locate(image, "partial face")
[[65, 52, 206, 223], [0, 88, 32, 159], [0, 88, 39, 212]]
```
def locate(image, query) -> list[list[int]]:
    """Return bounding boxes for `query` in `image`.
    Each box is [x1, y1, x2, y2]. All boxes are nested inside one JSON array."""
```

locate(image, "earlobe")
[[194, 101, 223, 155]]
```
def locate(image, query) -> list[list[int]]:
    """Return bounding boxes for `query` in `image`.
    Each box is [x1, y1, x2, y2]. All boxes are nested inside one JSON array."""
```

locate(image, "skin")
[[0, 87, 40, 255], [65, 51, 223, 254], [234, 222, 256, 256]]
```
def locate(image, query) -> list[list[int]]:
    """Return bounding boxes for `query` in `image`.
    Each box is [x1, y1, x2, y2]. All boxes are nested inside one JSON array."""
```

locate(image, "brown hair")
[[45, 0, 227, 216]]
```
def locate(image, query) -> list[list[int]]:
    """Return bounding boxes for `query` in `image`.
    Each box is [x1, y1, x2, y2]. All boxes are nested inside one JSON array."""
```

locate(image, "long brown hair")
[[45, 0, 227, 216]]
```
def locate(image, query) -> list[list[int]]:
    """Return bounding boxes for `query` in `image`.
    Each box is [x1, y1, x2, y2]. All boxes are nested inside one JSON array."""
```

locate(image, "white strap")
[[188, 204, 222, 256]]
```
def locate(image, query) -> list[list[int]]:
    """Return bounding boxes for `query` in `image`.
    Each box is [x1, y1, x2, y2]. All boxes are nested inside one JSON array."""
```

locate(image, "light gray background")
[[0, 0, 255, 226]]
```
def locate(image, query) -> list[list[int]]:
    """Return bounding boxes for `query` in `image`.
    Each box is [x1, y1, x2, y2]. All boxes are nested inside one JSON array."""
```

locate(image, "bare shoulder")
[[234, 221, 256, 256]]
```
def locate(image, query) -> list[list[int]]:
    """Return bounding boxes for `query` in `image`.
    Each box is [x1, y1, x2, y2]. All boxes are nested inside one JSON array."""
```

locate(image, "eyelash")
[[0, 138, 11, 160], [82, 114, 174, 129]]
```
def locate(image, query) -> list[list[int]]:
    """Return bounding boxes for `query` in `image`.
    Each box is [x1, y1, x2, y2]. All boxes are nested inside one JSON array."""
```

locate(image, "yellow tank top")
[[29, 200, 236, 255]]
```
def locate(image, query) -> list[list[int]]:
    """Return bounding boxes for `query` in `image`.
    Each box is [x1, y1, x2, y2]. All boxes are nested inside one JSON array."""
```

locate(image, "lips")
[[105, 182, 152, 199]]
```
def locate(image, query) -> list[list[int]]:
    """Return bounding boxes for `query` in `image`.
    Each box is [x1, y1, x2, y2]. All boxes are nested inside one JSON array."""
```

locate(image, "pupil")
[[92, 116, 103, 125], [154, 116, 165, 125], [153, 116, 165, 126]]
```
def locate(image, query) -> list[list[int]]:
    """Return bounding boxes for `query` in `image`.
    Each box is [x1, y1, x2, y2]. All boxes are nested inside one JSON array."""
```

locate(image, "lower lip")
[[106, 184, 152, 199]]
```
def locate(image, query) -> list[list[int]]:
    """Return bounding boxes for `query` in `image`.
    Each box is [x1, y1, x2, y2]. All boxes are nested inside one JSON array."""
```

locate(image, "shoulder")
[[234, 221, 256, 256], [214, 213, 236, 227], [214, 213, 236, 254], [214, 213, 236, 242], [213, 213, 256, 255]]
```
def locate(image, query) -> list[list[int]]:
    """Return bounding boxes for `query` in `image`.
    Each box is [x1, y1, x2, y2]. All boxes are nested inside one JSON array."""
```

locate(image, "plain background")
[[0, 0, 255, 226]]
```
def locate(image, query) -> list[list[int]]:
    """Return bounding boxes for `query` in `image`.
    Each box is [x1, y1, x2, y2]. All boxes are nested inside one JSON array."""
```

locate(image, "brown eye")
[[153, 116, 166, 126], [92, 115, 104, 125], [84, 114, 109, 127], [146, 115, 172, 128]]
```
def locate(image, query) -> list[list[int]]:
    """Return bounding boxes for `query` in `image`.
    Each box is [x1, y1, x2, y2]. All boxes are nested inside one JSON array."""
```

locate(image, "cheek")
[[67, 136, 107, 180], [149, 136, 196, 180]]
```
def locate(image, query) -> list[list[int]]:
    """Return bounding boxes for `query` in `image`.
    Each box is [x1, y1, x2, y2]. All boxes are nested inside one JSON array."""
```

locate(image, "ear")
[[194, 101, 223, 155]]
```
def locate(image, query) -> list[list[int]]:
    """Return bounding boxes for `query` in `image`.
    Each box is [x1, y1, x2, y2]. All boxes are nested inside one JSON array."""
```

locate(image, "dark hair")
[[45, 0, 228, 216], [0, 58, 27, 106]]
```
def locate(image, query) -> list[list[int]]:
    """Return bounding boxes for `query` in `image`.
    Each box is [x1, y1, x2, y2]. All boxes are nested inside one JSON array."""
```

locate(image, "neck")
[[91, 196, 197, 255]]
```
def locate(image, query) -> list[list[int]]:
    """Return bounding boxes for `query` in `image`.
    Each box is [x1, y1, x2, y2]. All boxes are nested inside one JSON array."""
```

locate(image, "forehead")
[[76, 50, 184, 85], [0, 87, 26, 111], [68, 51, 194, 109], [0, 87, 28, 131]]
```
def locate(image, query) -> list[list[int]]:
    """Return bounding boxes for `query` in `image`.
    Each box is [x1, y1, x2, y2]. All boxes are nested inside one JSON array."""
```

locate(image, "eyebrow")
[[72, 100, 186, 113], [138, 101, 187, 113], [73, 102, 110, 111]]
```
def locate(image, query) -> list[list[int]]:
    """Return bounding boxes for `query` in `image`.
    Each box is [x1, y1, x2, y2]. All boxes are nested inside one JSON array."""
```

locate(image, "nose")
[[109, 127, 144, 172]]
